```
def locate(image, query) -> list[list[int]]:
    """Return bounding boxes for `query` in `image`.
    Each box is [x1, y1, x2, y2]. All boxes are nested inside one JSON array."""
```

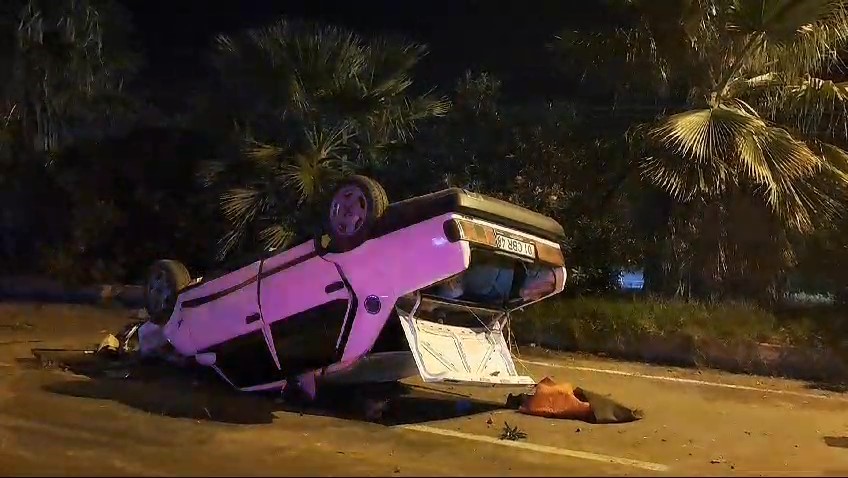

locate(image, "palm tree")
[[553, 0, 848, 299], [199, 19, 449, 260]]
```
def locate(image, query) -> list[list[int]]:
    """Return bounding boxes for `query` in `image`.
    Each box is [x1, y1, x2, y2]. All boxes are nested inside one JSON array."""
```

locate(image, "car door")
[[257, 243, 354, 378], [178, 260, 281, 389]]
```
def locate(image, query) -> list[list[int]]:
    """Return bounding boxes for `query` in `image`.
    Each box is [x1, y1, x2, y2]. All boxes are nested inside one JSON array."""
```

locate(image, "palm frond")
[[780, 77, 848, 136], [362, 38, 426, 97], [216, 228, 245, 261], [243, 140, 285, 164], [808, 138, 848, 182], [368, 93, 450, 144], [281, 153, 342, 203], [643, 105, 835, 231], [728, 0, 843, 39], [725, 72, 782, 97], [743, 1, 848, 78], [216, 185, 272, 259], [275, 123, 349, 202], [788, 3, 848, 74], [304, 121, 352, 159], [648, 106, 755, 162], [259, 223, 294, 251], [220, 187, 264, 228]]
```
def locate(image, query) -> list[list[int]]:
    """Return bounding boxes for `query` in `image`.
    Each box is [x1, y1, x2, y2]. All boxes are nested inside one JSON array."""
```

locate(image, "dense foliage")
[[1, 0, 847, 308], [554, 0, 848, 300]]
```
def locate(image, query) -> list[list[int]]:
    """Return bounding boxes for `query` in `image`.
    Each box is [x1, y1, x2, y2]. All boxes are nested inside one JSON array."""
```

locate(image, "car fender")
[[326, 213, 471, 361]]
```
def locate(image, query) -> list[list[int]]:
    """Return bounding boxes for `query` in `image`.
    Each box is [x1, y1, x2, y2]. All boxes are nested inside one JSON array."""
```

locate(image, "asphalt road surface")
[[1, 303, 848, 476]]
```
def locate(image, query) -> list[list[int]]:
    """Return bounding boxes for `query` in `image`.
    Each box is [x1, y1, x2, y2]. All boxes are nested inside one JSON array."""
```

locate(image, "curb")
[[0, 276, 144, 308], [523, 333, 848, 384]]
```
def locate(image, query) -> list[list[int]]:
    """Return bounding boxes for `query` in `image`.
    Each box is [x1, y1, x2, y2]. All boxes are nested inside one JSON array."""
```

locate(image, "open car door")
[[396, 296, 534, 386]]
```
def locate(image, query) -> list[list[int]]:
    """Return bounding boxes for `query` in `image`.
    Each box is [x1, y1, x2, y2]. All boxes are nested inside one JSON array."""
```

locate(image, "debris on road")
[[0, 322, 34, 331], [499, 422, 527, 441], [93, 318, 183, 365], [96, 334, 120, 356], [103, 369, 131, 379], [137, 321, 166, 357], [506, 377, 642, 424]]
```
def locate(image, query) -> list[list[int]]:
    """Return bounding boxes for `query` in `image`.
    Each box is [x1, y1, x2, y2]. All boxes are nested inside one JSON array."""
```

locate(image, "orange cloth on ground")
[[519, 377, 594, 420]]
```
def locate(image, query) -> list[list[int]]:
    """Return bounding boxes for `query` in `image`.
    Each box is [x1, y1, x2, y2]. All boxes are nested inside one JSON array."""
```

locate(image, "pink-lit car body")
[[158, 189, 568, 395]]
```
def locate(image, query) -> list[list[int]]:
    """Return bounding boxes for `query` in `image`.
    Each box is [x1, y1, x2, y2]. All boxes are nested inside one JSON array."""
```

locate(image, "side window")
[[268, 299, 351, 376], [204, 330, 281, 389]]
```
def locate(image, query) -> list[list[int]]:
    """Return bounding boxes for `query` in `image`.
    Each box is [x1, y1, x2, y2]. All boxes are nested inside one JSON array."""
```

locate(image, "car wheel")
[[327, 175, 388, 252], [144, 259, 192, 325]]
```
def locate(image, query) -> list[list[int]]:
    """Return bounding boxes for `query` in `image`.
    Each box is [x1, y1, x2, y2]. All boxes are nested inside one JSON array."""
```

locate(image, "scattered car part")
[[508, 377, 643, 424], [137, 321, 167, 357], [96, 334, 121, 356]]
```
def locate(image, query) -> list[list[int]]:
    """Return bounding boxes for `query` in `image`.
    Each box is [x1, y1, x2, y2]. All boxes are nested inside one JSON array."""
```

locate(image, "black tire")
[[144, 259, 192, 325], [326, 175, 389, 252]]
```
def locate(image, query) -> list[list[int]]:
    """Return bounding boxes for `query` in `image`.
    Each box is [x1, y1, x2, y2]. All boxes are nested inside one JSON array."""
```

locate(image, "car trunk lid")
[[395, 297, 534, 386]]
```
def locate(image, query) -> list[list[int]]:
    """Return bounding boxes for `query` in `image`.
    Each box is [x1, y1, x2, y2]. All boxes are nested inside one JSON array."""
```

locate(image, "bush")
[[31, 126, 226, 285], [510, 296, 825, 354]]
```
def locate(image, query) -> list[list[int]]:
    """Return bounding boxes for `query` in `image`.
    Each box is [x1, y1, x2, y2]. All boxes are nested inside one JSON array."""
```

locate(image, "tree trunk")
[[640, 190, 675, 295]]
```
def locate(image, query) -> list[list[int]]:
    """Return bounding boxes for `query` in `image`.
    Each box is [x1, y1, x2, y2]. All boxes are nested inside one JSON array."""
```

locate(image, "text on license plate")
[[494, 234, 536, 258]]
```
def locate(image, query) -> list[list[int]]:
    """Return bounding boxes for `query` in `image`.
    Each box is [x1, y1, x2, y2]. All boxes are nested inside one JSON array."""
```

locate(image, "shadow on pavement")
[[32, 350, 504, 426], [825, 436, 848, 448], [315, 383, 504, 426]]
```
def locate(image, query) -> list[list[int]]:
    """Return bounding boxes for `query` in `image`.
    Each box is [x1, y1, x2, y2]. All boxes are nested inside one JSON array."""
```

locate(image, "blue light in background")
[[618, 269, 644, 290]]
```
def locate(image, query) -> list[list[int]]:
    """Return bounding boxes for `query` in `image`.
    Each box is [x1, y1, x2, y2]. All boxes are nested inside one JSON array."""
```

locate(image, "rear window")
[[423, 249, 558, 308]]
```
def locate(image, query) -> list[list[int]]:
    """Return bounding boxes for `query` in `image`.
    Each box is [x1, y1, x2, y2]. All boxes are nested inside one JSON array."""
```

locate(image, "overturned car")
[[143, 176, 567, 399]]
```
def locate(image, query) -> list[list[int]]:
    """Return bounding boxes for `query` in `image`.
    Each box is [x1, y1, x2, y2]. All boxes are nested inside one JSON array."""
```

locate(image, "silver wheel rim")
[[329, 185, 368, 237]]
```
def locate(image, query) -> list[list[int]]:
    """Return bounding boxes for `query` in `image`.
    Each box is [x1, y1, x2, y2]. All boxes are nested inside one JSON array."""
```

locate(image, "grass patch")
[[510, 296, 846, 359]]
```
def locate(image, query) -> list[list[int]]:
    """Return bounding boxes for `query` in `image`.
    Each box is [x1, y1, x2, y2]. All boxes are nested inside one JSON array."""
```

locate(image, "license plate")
[[494, 234, 536, 258]]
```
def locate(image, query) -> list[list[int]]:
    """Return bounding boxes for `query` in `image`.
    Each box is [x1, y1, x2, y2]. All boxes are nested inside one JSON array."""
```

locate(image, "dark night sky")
[[118, 0, 611, 107]]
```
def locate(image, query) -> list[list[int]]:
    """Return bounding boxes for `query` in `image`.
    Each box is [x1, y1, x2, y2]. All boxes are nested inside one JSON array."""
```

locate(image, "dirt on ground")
[[1, 303, 848, 476]]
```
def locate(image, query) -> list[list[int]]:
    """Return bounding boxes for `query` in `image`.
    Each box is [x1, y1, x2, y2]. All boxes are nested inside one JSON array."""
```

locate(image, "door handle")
[[325, 281, 344, 293], [245, 312, 261, 324]]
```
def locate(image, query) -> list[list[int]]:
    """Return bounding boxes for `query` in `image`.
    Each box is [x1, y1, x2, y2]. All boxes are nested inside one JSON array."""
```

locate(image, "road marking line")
[[517, 359, 848, 402], [399, 424, 669, 472]]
